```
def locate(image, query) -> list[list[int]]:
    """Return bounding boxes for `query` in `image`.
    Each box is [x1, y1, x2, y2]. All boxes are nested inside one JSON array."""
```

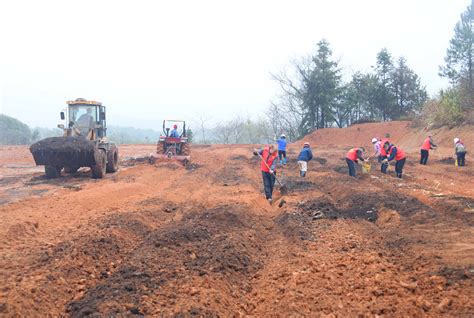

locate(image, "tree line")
[[269, 41, 428, 139]]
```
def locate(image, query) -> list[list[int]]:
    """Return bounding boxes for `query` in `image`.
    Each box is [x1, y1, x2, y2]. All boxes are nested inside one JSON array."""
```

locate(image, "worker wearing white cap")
[[371, 137, 382, 162], [454, 138, 466, 166], [297, 142, 313, 177]]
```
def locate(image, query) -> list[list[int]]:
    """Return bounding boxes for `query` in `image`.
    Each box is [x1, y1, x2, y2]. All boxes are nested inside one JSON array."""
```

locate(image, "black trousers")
[[420, 149, 429, 165], [456, 152, 466, 166], [262, 171, 276, 199], [395, 158, 406, 178], [381, 156, 388, 173], [346, 158, 356, 177], [278, 150, 286, 160]]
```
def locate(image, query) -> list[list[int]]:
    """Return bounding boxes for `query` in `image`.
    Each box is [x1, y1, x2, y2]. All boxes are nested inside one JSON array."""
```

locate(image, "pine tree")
[[439, 5, 474, 107], [374, 48, 396, 121], [391, 57, 428, 118]]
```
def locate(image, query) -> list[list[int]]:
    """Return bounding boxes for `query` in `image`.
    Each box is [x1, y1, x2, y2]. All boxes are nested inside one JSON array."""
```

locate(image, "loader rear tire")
[[91, 149, 106, 179], [64, 166, 79, 173], [45, 165, 62, 179], [106, 146, 119, 173]]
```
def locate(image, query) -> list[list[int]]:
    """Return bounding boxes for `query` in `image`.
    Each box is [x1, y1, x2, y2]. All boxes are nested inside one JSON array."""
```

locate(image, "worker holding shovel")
[[253, 145, 279, 204], [420, 135, 437, 165], [382, 141, 407, 178]]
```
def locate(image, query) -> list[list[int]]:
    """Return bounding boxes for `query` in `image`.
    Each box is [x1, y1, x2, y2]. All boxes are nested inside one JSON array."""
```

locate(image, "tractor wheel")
[[106, 146, 119, 173], [158, 140, 165, 154], [45, 165, 62, 179], [64, 166, 79, 173], [91, 149, 106, 179], [181, 143, 191, 156]]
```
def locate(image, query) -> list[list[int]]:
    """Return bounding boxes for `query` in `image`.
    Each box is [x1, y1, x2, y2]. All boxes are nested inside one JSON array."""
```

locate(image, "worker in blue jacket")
[[297, 142, 313, 177], [277, 134, 287, 165]]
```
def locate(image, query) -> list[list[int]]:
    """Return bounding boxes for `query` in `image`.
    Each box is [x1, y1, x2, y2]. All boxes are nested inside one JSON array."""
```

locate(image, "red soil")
[[0, 122, 473, 316]]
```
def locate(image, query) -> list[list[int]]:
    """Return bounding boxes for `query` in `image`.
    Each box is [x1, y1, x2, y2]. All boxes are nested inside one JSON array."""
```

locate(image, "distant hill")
[[107, 126, 162, 144], [0, 114, 32, 145]]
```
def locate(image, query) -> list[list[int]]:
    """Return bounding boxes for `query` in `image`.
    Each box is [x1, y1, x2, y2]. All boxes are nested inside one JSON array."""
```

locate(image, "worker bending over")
[[382, 141, 407, 178], [420, 135, 437, 165], [454, 138, 466, 166], [380, 138, 390, 173], [346, 147, 366, 178]]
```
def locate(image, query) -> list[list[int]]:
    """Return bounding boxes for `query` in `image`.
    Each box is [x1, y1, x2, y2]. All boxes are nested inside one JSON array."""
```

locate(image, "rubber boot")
[[300, 170, 303, 177], [283, 158, 287, 165], [302, 171, 306, 177], [397, 173, 402, 178]]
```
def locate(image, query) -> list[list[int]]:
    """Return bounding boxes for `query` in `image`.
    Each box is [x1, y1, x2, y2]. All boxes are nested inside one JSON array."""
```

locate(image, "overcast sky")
[[0, 0, 470, 129]]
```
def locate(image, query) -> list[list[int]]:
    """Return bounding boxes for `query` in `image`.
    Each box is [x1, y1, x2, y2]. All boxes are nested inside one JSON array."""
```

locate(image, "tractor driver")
[[170, 124, 180, 138]]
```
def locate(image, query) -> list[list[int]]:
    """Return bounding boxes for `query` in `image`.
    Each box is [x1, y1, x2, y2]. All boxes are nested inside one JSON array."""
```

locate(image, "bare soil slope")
[[0, 123, 473, 316]]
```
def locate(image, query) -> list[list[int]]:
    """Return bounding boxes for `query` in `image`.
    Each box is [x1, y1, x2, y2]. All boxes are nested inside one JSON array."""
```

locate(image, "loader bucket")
[[30, 136, 98, 168]]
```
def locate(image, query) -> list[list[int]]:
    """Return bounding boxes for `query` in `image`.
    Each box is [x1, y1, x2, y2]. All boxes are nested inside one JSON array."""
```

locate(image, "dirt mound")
[[300, 120, 474, 157], [302, 121, 412, 149], [67, 206, 269, 316]]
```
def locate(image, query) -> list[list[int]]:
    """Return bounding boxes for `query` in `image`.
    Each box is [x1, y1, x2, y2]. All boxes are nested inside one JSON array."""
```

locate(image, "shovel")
[[255, 150, 288, 195]]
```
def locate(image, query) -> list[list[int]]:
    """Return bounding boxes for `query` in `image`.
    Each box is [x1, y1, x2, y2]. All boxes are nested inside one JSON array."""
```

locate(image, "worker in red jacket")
[[382, 141, 407, 178], [254, 145, 278, 204], [420, 135, 437, 165], [346, 147, 366, 177], [380, 138, 390, 173]]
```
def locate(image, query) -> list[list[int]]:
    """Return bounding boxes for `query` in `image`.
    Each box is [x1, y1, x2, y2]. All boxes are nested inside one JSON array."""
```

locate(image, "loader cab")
[[63, 99, 107, 139]]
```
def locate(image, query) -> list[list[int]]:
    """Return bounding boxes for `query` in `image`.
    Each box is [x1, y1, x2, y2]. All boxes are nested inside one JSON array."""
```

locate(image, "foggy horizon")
[[0, 0, 470, 130]]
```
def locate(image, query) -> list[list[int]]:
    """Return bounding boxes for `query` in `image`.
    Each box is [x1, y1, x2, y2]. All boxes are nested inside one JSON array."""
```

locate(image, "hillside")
[[302, 121, 473, 158]]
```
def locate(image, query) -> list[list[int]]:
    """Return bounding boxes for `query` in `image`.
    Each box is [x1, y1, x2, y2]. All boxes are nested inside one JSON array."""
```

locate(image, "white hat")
[[454, 138, 460, 144], [280, 134, 286, 138], [371, 138, 378, 143], [304, 141, 310, 146]]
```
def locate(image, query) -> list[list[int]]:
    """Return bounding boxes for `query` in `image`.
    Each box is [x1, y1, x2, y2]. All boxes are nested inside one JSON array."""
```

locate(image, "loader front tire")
[[45, 165, 61, 179], [106, 146, 119, 173], [91, 149, 106, 179]]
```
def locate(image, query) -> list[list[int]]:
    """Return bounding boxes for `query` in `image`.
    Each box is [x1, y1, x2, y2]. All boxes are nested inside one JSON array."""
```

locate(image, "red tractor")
[[150, 120, 190, 164]]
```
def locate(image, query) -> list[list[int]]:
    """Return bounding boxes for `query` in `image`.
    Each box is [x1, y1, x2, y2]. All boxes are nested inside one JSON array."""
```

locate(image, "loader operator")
[[382, 141, 407, 178], [253, 145, 278, 204], [75, 108, 94, 136]]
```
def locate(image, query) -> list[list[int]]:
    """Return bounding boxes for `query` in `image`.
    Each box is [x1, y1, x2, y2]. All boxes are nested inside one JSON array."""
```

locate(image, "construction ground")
[[0, 121, 473, 316]]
